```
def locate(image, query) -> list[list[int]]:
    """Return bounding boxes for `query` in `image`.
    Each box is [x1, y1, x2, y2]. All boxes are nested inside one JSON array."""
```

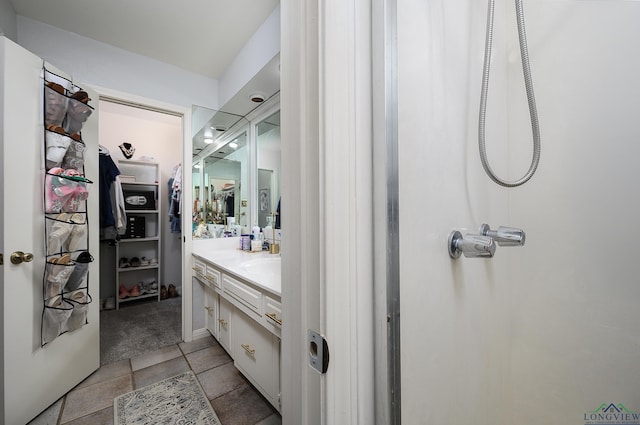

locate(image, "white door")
[[0, 37, 100, 424]]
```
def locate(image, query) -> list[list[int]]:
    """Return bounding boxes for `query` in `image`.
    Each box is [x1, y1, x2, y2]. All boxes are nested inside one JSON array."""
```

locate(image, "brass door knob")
[[10, 251, 34, 264]]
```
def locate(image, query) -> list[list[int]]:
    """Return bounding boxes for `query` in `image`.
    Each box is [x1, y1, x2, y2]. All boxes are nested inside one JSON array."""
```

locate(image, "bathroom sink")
[[237, 257, 281, 275]]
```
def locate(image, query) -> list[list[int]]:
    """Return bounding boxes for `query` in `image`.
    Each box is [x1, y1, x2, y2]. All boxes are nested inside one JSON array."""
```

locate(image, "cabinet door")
[[233, 308, 280, 408], [204, 286, 219, 339], [218, 296, 232, 352], [191, 277, 206, 333]]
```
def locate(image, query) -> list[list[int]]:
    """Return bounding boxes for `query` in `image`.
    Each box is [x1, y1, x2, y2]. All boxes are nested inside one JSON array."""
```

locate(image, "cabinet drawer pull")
[[205, 275, 216, 283], [192, 267, 203, 274], [241, 343, 255, 355], [265, 312, 282, 326], [218, 319, 227, 326], [204, 306, 213, 313]]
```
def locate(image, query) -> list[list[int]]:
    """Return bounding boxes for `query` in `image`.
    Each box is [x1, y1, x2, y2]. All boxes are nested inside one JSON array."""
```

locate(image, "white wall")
[[16, 16, 219, 110], [98, 100, 183, 301], [0, 0, 16, 41], [398, 1, 640, 424], [218, 4, 280, 107]]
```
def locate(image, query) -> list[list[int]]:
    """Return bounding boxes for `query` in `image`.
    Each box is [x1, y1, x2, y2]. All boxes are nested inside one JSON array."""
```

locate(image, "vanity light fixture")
[[210, 126, 227, 132], [204, 138, 213, 144]]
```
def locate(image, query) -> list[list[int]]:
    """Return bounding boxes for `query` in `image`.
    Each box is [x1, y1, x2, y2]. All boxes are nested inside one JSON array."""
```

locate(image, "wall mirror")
[[256, 110, 281, 229], [203, 131, 248, 227], [192, 106, 249, 235]]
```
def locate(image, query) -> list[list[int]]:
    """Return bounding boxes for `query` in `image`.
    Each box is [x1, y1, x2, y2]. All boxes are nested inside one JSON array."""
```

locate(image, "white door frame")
[[281, 1, 378, 423], [91, 86, 192, 343]]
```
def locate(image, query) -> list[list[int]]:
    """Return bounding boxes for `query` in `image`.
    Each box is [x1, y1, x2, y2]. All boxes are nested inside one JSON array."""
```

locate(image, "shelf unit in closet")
[[115, 160, 162, 309]]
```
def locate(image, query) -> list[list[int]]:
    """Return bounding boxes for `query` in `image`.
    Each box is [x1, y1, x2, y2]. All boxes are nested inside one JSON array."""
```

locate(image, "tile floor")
[[28, 335, 281, 425]]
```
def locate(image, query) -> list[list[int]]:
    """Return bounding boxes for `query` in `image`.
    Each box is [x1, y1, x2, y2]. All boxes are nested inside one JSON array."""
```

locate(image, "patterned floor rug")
[[114, 371, 220, 425]]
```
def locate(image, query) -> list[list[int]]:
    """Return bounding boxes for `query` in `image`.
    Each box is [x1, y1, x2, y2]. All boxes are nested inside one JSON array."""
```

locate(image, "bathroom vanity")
[[191, 238, 281, 412]]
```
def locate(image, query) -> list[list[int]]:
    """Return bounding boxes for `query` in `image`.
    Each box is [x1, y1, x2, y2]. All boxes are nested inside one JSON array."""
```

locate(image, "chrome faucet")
[[448, 231, 496, 259], [479, 224, 526, 246]]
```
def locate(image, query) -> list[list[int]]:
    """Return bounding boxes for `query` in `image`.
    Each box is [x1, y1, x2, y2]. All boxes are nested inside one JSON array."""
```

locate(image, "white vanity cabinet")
[[190, 252, 281, 412]]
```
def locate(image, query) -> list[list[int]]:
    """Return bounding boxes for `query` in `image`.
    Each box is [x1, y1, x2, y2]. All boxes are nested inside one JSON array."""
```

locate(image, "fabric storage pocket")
[[60, 137, 86, 170], [46, 213, 73, 255], [45, 130, 71, 171], [45, 255, 75, 299], [64, 251, 93, 291], [42, 296, 73, 344], [63, 95, 93, 134], [45, 168, 90, 214], [65, 289, 91, 332], [44, 83, 68, 127]]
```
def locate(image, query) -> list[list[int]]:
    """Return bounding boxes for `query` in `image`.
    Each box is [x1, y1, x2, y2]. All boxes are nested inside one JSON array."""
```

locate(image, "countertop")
[[192, 238, 281, 297]]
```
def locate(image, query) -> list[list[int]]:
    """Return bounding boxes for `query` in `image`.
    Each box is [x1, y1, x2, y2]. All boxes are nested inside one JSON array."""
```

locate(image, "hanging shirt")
[[99, 152, 120, 228]]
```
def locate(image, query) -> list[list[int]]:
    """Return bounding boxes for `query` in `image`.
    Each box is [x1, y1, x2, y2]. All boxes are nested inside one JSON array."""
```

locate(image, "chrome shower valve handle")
[[479, 224, 526, 247], [448, 231, 496, 259]]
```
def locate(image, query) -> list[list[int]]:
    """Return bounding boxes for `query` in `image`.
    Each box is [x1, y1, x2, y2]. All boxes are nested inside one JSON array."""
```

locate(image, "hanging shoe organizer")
[[41, 68, 94, 345]]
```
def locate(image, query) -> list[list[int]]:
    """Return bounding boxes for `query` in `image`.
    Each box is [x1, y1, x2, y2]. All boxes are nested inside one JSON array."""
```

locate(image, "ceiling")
[[9, 0, 280, 79]]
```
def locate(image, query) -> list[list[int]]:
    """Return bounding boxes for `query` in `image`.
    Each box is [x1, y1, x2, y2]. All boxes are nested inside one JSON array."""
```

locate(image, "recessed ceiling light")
[[229, 142, 238, 149], [204, 138, 213, 144], [194, 164, 201, 169], [249, 93, 265, 103]]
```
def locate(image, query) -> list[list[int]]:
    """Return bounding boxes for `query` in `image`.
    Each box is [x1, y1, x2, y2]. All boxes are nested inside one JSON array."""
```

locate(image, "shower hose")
[[479, 0, 541, 187]]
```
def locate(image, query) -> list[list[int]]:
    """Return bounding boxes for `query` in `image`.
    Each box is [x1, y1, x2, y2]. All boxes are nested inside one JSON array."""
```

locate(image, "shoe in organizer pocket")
[[42, 295, 73, 344], [45, 131, 71, 171], [47, 212, 73, 254], [44, 83, 68, 127], [64, 251, 93, 292], [67, 213, 87, 252], [65, 289, 90, 332], [60, 137, 85, 171], [62, 95, 92, 134], [45, 255, 75, 298]]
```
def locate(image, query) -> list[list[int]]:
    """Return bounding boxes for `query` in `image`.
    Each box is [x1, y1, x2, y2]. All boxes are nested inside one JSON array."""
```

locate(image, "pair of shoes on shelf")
[[138, 281, 157, 295], [119, 284, 141, 299], [140, 257, 157, 266], [160, 284, 178, 299], [119, 257, 145, 268]]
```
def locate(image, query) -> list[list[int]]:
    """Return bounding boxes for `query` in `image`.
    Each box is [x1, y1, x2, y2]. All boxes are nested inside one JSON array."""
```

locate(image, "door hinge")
[[308, 330, 329, 374], [0, 253, 3, 265]]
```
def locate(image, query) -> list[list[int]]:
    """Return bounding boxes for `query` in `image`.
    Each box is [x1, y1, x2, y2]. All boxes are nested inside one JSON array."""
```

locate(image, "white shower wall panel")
[[398, 0, 512, 423], [507, 1, 640, 423], [398, 0, 640, 424]]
